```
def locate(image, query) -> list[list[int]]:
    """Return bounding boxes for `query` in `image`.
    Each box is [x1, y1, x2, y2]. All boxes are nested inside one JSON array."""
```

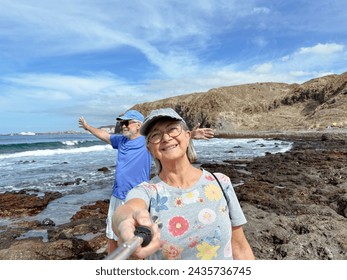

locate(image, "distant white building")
[[19, 132, 36, 135], [100, 126, 115, 133]]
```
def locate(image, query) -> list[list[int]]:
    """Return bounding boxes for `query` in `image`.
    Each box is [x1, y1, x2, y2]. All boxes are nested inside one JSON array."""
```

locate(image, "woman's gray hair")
[[146, 120, 197, 174]]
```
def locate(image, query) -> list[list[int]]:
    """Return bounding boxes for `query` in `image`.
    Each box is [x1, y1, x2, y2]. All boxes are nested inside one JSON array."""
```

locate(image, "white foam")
[[62, 140, 80, 146], [0, 144, 112, 159]]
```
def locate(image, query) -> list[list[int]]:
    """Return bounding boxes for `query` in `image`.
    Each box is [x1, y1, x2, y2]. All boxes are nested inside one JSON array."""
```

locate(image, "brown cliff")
[[130, 72, 347, 132]]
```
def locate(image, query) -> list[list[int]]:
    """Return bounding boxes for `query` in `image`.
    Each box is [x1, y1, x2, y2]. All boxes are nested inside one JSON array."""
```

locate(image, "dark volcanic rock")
[[0, 191, 62, 217], [0, 200, 109, 260], [202, 136, 347, 260]]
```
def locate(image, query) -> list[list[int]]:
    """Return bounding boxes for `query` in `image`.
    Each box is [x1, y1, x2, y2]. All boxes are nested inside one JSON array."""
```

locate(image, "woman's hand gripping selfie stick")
[[104, 226, 152, 260]]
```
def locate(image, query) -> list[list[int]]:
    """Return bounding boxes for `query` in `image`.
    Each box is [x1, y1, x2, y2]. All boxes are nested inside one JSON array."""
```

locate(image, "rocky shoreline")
[[0, 131, 346, 260], [203, 131, 347, 260]]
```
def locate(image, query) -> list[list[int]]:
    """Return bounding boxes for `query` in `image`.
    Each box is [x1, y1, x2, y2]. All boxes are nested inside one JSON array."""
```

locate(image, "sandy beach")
[[0, 130, 346, 260]]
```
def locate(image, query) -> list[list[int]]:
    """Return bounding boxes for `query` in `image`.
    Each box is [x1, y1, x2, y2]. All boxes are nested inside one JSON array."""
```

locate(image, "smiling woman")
[[112, 108, 255, 260]]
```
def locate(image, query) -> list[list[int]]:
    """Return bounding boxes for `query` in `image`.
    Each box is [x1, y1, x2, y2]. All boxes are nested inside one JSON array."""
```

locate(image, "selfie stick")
[[104, 226, 152, 260]]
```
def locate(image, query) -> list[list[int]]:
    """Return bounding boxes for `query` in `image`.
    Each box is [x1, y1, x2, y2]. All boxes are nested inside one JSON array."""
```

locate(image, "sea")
[[0, 133, 293, 227]]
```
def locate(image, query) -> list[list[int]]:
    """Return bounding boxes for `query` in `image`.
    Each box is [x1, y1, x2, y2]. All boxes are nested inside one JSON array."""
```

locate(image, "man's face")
[[119, 120, 141, 139]]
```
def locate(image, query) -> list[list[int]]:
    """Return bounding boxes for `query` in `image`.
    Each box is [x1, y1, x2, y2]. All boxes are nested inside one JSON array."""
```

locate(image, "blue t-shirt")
[[110, 135, 152, 200]]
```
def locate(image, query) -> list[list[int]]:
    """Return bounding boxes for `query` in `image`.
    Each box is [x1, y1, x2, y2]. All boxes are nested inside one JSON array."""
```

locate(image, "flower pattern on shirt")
[[204, 184, 223, 201], [128, 170, 247, 259], [174, 196, 184, 207], [182, 189, 200, 204], [188, 236, 199, 248], [150, 194, 169, 212], [196, 241, 220, 260], [168, 216, 189, 237], [205, 174, 215, 181], [198, 208, 216, 225], [204, 227, 222, 246], [162, 243, 184, 260]]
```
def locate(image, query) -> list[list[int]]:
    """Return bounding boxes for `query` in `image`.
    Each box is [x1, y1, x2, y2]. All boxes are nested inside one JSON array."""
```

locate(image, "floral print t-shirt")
[[125, 169, 247, 260]]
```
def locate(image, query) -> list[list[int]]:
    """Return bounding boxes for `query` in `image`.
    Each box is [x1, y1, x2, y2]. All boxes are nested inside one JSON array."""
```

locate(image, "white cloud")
[[144, 41, 347, 92], [0, 0, 276, 79], [289, 71, 312, 77], [2, 40, 345, 114], [271, 43, 347, 81], [252, 63, 273, 74], [0, 71, 152, 126], [297, 43, 344, 55], [2, 72, 141, 98]]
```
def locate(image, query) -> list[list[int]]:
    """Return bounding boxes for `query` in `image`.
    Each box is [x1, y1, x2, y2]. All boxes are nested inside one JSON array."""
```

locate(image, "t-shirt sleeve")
[[125, 182, 151, 209], [110, 134, 123, 149], [214, 172, 247, 227]]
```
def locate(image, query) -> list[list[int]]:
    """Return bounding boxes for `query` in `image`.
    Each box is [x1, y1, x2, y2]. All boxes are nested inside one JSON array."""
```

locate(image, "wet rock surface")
[[0, 191, 62, 218], [202, 136, 347, 259], [0, 199, 109, 260], [1, 134, 346, 259]]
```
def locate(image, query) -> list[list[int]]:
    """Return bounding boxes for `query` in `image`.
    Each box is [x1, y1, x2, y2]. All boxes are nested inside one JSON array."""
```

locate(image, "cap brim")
[[140, 115, 182, 136], [116, 116, 132, 121]]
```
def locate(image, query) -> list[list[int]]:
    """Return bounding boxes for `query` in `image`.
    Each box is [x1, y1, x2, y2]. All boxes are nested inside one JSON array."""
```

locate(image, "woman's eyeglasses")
[[147, 124, 182, 144]]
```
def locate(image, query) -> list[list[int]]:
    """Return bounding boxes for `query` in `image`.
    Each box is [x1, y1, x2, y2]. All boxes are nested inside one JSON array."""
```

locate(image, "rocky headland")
[[1, 72, 346, 260], [131, 71, 347, 133]]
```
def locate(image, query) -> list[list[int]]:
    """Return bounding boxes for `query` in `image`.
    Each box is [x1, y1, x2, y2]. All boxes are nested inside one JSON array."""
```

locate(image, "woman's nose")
[[161, 132, 172, 142]]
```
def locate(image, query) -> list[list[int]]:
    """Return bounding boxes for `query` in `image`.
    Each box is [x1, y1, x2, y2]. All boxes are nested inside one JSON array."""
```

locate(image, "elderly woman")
[[112, 108, 255, 260]]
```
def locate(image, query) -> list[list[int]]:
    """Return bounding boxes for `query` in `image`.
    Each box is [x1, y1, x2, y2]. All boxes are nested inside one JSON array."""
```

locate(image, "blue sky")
[[0, 0, 346, 134]]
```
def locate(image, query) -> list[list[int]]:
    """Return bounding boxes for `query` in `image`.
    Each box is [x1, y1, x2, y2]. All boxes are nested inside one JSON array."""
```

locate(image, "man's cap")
[[140, 108, 185, 136], [116, 110, 144, 122]]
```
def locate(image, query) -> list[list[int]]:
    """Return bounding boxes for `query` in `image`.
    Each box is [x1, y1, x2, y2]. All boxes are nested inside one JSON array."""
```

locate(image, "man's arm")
[[231, 226, 255, 260], [191, 123, 214, 140], [78, 116, 111, 144]]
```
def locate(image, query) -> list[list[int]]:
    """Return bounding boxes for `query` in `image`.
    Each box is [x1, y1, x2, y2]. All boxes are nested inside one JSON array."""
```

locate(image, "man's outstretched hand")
[[191, 123, 214, 140]]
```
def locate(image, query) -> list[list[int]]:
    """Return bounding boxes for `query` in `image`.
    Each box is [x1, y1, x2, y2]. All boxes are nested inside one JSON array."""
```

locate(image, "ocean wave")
[[62, 140, 87, 146], [0, 139, 103, 154], [0, 144, 112, 159]]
